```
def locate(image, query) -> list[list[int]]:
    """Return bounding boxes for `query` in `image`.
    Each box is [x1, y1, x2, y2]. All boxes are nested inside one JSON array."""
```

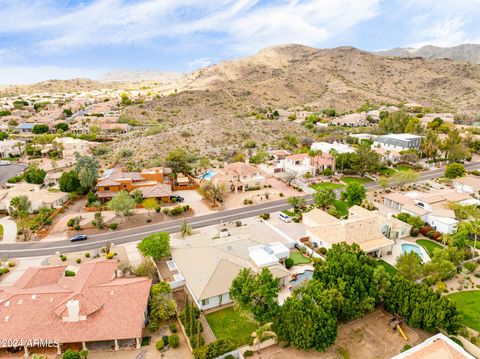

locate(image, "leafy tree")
[[423, 248, 456, 283], [143, 198, 158, 218], [59, 171, 80, 192], [333, 152, 355, 173], [138, 232, 170, 260], [74, 154, 99, 193], [287, 196, 306, 211], [444, 162, 465, 179], [148, 282, 177, 331], [55, 122, 69, 132], [230, 268, 280, 323], [396, 251, 423, 281], [343, 182, 366, 207], [106, 190, 136, 221], [32, 124, 49, 134], [132, 189, 143, 204], [421, 130, 440, 161], [276, 281, 340, 351], [378, 110, 410, 134], [392, 169, 418, 189], [405, 117, 424, 134], [165, 148, 192, 174], [251, 322, 276, 353], [313, 188, 336, 209], [0, 131, 8, 140], [23, 164, 46, 184], [352, 144, 381, 175], [198, 183, 225, 206], [313, 243, 378, 321], [428, 117, 443, 130], [10, 195, 31, 241]]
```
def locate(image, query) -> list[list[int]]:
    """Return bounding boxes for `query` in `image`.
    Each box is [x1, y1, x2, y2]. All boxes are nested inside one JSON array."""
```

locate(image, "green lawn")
[[341, 176, 372, 185], [310, 182, 344, 191], [334, 200, 349, 217], [376, 260, 397, 276], [446, 291, 480, 331], [289, 251, 311, 265], [416, 239, 443, 257], [396, 164, 413, 172], [282, 209, 298, 218], [0, 224, 3, 237], [205, 307, 258, 346], [378, 167, 397, 177]]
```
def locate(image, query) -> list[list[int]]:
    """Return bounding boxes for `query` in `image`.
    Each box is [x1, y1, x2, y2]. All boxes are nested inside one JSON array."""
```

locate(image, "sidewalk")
[[0, 216, 17, 243]]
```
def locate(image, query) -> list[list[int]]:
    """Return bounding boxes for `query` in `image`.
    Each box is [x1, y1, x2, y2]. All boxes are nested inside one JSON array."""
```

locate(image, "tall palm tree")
[[463, 206, 480, 258], [251, 322, 277, 353]]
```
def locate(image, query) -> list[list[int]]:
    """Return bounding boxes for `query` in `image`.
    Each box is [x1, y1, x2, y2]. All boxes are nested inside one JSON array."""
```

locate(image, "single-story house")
[[0, 183, 68, 213], [453, 176, 480, 196]]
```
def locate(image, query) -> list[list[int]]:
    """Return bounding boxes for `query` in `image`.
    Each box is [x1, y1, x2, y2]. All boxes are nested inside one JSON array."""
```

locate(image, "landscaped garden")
[[416, 239, 444, 257], [376, 260, 397, 276], [289, 251, 311, 265], [310, 182, 344, 191], [334, 200, 349, 217], [340, 176, 372, 185], [378, 167, 396, 177], [205, 307, 258, 346], [395, 164, 414, 172], [446, 291, 480, 331]]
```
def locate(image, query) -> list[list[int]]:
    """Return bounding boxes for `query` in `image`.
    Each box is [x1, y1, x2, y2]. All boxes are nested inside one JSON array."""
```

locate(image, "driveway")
[[0, 163, 27, 185], [0, 216, 17, 243]]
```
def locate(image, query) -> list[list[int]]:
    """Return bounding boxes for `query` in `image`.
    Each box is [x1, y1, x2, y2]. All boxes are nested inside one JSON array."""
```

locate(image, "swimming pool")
[[401, 243, 424, 260], [289, 270, 313, 291], [200, 170, 216, 180]]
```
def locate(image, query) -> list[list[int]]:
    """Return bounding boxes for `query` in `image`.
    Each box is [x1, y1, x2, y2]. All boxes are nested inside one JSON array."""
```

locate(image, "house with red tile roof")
[[0, 260, 151, 357], [281, 152, 335, 176]]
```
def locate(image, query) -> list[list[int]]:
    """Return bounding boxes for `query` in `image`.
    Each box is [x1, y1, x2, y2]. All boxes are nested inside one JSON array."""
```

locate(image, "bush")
[[189, 335, 205, 349], [85, 252, 90, 258], [431, 231, 442, 241], [162, 335, 169, 347], [108, 223, 118, 230], [260, 213, 270, 220], [156, 340, 165, 351], [244, 350, 254, 357], [60, 255, 67, 261], [285, 258, 294, 269], [76, 258, 81, 264], [65, 270, 75, 277], [193, 339, 238, 359], [7, 262, 15, 267], [420, 225, 433, 236], [322, 168, 333, 176], [67, 218, 75, 227], [444, 163, 466, 179], [464, 261, 478, 273], [169, 334, 180, 348], [155, 207, 161, 213], [0, 268, 10, 276], [106, 252, 115, 259], [279, 192, 284, 197], [169, 322, 177, 333], [318, 247, 328, 255], [410, 227, 420, 237]]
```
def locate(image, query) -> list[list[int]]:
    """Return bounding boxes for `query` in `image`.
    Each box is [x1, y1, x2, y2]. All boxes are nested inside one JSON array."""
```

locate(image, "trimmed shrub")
[[76, 258, 81, 264], [65, 270, 75, 277], [162, 335, 169, 347], [169, 334, 180, 348], [192, 339, 238, 359], [60, 255, 67, 261], [108, 223, 118, 230], [106, 252, 115, 259], [260, 213, 270, 220], [85, 252, 90, 258], [420, 225, 433, 236], [156, 340, 164, 351], [169, 322, 177, 333], [244, 350, 254, 357], [285, 258, 294, 269], [410, 227, 420, 237], [318, 247, 327, 255], [431, 231, 442, 241]]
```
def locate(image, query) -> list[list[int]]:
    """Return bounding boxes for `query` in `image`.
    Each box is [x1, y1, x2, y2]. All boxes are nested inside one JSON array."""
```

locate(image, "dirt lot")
[[249, 310, 431, 359]]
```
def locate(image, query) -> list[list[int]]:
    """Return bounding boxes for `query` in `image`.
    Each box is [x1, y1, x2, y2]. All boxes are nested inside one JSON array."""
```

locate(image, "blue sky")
[[0, 0, 479, 84]]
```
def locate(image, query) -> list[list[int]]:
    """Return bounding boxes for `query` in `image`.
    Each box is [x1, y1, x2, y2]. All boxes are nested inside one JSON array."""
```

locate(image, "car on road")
[[171, 195, 185, 203], [279, 212, 292, 223], [70, 234, 88, 242]]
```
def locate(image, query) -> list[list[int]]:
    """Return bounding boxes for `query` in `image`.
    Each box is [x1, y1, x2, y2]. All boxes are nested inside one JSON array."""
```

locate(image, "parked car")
[[70, 234, 88, 242], [171, 195, 184, 202], [279, 212, 292, 223]]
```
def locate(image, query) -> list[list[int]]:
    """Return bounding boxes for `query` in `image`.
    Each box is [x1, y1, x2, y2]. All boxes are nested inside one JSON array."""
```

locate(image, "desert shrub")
[[169, 334, 180, 348], [85, 252, 90, 258], [60, 255, 67, 261], [76, 258, 81, 264], [260, 213, 270, 220], [108, 223, 118, 230], [285, 258, 294, 269], [106, 252, 115, 259], [0, 268, 10, 276], [156, 340, 164, 351], [244, 350, 254, 357]]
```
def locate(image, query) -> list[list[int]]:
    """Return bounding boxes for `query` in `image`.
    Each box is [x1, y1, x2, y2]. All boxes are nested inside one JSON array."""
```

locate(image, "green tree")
[[352, 144, 381, 175], [251, 322, 277, 353], [59, 171, 81, 192], [10, 195, 31, 241], [421, 130, 440, 161], [198, 182, 225, 206], [148, 282, 177, 331], [23, 164, 46, 184], [287, 196, 306, 211], [32, 124, 49, 134], [74, 154, 99, 193], [230, 268, 280, 323], [142, 198, 158, 218], [313, 188, 336, 209], [405, 117, 424, 134], [132, 189, 143, 204], [165, 148, 192, 174], [392, 169, 418, 189], [423, 248, 456, 283], [343, 182, 366, 207], [0, 131, 8, 140], [396, 251, 423, 281], [138, 232, 170, 260], [444, 162, 465, 179], [378, 110, 410, 134], [55, 122, 69, 132], [106, 190, 136, 221]]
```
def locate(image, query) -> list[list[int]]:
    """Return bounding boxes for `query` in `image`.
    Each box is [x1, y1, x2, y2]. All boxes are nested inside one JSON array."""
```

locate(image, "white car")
[[279, 212, 292, 223]]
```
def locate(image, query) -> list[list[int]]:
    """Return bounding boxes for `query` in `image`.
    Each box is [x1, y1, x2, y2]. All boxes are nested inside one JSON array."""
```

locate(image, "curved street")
[[2, 161, 480, 258]]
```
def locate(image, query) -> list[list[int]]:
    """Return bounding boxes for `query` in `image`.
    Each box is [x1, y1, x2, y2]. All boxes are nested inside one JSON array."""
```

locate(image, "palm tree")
[[463, 205, 480, 258], [251, 322, 277, 353]]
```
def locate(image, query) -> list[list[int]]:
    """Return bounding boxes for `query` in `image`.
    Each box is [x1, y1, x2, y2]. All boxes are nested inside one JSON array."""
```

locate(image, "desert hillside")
[[376, 44, 480, 64]]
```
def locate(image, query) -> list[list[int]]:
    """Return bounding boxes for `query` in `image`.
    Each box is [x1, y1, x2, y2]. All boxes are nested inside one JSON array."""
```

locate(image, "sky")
[[0, 0, 479, 84]]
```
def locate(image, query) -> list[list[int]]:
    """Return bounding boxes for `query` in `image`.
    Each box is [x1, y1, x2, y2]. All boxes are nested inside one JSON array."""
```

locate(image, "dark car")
[[70, 234, 88, 242], [171, 195, 184, 203]]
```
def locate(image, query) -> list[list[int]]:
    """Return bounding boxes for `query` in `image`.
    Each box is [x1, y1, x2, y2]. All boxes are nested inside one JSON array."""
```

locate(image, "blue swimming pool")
[[200, 170, 216, 180], [289, 270, 313, 291], [401, 243, 423, 260]]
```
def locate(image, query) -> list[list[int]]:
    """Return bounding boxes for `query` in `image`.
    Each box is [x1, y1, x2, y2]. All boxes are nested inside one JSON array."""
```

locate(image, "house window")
[[104, 187, 110, 191], [201, 298, 209, 307]]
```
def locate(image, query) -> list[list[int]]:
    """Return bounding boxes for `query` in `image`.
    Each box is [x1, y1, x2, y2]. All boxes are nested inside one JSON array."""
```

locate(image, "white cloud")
[[187, 57, 218, 70], [0, 0, 380, 54], [0, 66, 107, 85]]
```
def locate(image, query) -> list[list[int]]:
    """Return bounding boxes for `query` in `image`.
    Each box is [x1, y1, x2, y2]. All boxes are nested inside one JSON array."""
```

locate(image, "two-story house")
[[211, 162, 266, 192]]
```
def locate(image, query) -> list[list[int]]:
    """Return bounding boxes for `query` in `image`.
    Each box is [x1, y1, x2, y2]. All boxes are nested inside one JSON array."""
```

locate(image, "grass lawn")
[[376, 260, 397, 276], [378, 167, 397, 177], [395, 164, 413, 172], [341, 176, 372, 185], [310, 182, 344, 191], [0, 224, 3, 237], [282, 209, 298, 218], [446, 291, 480, 331], [289, 251, 311, 265], [205, 307, 258, 346], [334, 200, 349, 217], [416, 239, 443, 257]]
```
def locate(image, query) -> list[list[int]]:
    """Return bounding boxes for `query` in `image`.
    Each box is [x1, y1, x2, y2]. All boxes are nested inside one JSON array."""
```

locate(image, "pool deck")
[[381, 238, 431, 266], [278, 264, 314, 304]]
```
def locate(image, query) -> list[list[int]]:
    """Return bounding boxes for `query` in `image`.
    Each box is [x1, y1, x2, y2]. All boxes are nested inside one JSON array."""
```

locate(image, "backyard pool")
[[401, 243, 424, 260], [200, 170, 216, 180], [289, 270, 313, 291]]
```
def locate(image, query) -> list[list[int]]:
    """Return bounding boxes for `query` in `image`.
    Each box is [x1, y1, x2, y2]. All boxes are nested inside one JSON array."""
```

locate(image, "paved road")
[[2, 161, 480, 258]]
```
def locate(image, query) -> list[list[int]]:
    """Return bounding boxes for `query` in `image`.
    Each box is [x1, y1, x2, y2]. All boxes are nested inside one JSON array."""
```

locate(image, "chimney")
[[66, 300, 80, 322]]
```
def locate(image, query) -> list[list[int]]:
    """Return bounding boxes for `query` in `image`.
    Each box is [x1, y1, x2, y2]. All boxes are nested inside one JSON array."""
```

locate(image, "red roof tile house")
[[0, 260, 151, 356]]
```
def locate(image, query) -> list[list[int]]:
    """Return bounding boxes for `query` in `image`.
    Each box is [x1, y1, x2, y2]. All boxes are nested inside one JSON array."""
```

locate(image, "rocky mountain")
[[99, 70, 184, 83], [0, 78, 114, 96], [375, 44, 480, 64]]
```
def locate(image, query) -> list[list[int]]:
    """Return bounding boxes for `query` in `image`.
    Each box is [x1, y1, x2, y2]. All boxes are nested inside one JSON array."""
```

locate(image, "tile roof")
[[0, 260, 151, 344], [136, 184, 172, 198]]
